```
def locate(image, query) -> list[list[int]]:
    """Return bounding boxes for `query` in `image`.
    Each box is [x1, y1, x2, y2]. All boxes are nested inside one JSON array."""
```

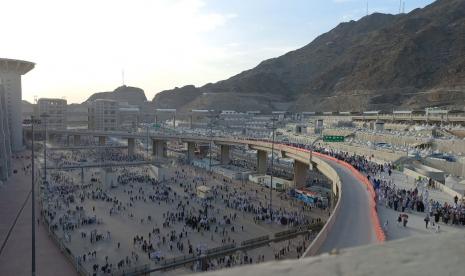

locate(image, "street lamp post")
[[40, 113, 50, 184], [269, 117, 278, 221], [146, 124, 149, 159], [24, 116, 41, 276], [208, 117, 214, 172]]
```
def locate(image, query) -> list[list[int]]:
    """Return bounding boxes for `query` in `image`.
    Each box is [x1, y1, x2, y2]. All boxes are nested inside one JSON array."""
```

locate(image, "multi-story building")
[[0, 58, 35, 152], [35, 98, 67, 130], [67, 104, 88, 127], [0, 83, 12, 181], [88, 99, 118, 131], [118, 104, 139, 130]]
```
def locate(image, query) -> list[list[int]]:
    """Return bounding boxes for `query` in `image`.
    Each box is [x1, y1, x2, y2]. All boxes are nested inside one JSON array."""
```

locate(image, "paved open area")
[[39, 148, 326, 274], [318, 158, 377, 253], [0, 155, 77, 276]]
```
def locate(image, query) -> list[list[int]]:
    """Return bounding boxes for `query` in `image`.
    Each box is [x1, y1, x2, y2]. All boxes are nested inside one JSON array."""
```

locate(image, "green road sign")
[[323, 135, 345, 142]]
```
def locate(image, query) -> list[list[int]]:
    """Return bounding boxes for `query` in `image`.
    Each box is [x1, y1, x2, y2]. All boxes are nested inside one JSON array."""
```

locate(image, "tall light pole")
[[146, 124, 149, 159], [208, 116, 214, 172], [269, 116, 278, 221], [206, 111, 218, 172], [40, 113, 50, 184], [24, 116, 41, 276]]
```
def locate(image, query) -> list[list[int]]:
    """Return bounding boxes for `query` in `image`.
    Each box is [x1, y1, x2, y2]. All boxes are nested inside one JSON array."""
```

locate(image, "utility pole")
[[146, 124, 149, 159], [207, 111, 218, 172], [40, 113, 50, 184], [209, 117, 214, 172], [269, 116, 278, 221], [31, 117, 36, 276], [24, 116, 41, 276]]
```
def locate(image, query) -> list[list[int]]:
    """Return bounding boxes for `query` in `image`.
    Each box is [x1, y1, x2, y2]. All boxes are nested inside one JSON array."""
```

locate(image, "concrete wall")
[[407, 163, 445, 182], [403, 167, 463, 200], [198, 231, 465, 276], [323, 128, 465, 155], [423, 157, 465, 178]]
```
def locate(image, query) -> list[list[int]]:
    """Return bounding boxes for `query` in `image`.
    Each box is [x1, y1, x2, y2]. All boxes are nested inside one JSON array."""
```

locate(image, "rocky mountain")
[[152, 0, 465, 112], [85, 85, 148, 106]]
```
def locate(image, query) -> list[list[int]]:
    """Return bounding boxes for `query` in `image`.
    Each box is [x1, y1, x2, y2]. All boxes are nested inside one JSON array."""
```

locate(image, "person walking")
[[424, 214, 430, 229], [402, 216, 408, 227]]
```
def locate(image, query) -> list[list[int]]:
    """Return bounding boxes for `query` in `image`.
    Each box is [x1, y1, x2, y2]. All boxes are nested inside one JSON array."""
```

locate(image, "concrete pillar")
[[81, 167, 84, 184], [66, 135, 70, 146], [293, 160, 308, 189], [187, 142, 196, 161], [152, 139, 167, 158], [257, 150, 267, 174], [198, 144, 209, 158], [128, 138, 135, 156], [98, 136, 106, 146], [73, 135, 81, 146], [220, 145, 231, 165]]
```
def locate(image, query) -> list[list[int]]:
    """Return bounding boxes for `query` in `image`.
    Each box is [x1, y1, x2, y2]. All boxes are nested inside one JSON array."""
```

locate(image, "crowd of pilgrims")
[[38, 150, 315, 275], [377, 177, 465, 227], [284, 142, 465, 229], [48, 148, 145, 168]]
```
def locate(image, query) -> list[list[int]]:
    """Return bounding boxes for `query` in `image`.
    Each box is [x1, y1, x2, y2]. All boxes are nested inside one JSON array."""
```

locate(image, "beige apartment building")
[[35, 98, 67, 130], [88, 99, 118, 131]]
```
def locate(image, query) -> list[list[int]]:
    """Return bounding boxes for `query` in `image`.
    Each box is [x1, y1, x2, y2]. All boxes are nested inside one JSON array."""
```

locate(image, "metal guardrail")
[[241, 235, 269, 246]]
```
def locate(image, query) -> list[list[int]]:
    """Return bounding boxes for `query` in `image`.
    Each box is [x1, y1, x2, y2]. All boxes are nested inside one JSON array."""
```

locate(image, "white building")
[[0, 83, 12, 181], [88, 99, 118, 131], [0, 58, 35, 152], [35, 98, 67, 130]]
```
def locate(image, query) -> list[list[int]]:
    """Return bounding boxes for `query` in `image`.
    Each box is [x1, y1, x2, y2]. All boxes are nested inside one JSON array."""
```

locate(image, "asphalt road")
[[318, 158, 377, 254]]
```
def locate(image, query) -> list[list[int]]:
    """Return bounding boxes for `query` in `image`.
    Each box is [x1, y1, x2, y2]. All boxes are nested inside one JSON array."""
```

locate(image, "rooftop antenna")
[[366, 0, 369, 16], [403, 1, 406, 13], [122, 69, 125, 86], [399, 0, 402, 13], [33, 95, 38, 104]]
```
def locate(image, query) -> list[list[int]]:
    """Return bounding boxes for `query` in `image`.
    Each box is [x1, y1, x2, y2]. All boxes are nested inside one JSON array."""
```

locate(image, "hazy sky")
[[1, 0, 434, 104]]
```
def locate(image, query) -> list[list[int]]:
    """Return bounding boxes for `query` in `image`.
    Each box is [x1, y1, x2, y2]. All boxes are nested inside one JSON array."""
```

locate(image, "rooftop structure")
[[0, 84, 12, 180], [0, 58, 35, 151]]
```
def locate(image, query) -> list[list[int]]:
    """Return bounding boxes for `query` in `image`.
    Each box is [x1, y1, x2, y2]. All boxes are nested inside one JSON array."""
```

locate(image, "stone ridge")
[[153, 0, 465, 112]]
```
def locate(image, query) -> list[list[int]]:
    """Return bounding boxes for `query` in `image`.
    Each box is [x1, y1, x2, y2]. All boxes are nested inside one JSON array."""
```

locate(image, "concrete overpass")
[[45, 161, 157, 170], [36, 128, 384, 253]]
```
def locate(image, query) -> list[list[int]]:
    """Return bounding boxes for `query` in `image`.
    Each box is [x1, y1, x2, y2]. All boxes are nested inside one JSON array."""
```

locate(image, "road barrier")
[[241, 235, 269, 246], [312, 151, 386, 243], [300, 154, 342, 257]]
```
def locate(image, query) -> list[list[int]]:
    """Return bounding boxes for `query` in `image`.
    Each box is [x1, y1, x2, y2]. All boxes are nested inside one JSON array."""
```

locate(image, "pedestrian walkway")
[[376, 171, 463, 240], [0, 155, 76, 276]]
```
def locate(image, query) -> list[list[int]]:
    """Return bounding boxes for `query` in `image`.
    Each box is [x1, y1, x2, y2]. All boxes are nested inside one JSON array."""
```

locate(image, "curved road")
[[318, 157, 377, 253]]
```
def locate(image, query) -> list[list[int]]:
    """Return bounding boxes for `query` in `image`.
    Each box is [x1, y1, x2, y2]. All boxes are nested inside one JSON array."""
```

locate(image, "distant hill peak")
[[84, 85, 147, 106]]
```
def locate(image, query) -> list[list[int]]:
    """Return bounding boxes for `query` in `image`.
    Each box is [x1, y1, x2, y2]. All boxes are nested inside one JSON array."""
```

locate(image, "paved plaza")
[[39, 148, 327, 274], [0, 155, 77, 276]]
